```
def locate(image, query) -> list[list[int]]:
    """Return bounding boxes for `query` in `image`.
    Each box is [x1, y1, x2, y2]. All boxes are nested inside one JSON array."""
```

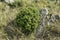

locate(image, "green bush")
[[15, 7, 39, 35]]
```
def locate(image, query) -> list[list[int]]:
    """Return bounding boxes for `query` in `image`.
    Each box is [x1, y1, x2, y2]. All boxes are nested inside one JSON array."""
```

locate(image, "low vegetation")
[[0, 0, 60, 40]]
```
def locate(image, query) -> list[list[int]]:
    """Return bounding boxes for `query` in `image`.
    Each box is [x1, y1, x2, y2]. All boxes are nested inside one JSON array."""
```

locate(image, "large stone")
[[35, 8, 49, 38]]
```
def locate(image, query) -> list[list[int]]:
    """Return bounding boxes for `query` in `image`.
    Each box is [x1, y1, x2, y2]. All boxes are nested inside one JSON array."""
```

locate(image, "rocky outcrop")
[[35, 8, 60, 38]]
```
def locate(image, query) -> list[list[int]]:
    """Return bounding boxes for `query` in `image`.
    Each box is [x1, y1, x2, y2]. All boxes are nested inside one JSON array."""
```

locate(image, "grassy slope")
[[0, 0, 60, 40]]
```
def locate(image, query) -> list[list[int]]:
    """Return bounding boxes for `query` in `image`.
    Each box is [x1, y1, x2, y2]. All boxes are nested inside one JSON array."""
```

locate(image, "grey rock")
[[55, 15, 60, 20], [35, 8, 49, 38], [5, 0, 14, 4], [39, 8, 48, 15], [35, 8, 60, 38]]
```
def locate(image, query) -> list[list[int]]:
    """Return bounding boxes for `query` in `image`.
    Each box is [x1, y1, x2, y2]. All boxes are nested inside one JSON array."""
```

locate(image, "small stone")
[[40, 8, 48, 15], [5, 0, 14, 4], [55, 15, 60, 20]]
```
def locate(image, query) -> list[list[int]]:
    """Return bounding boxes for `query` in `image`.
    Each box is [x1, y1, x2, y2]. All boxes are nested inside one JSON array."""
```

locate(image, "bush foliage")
[[15, 7, 39, 35]]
